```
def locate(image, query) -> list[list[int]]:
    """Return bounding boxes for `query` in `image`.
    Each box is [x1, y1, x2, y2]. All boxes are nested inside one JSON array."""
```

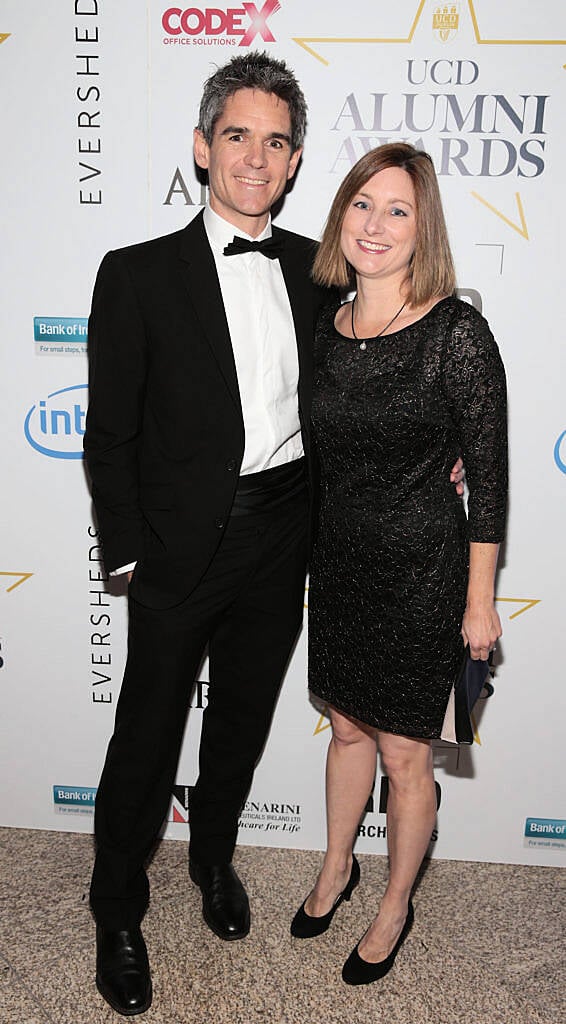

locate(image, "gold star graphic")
[[313, 712, 331, 736], [471, 192, 529, 239], [0, 572, 34, 594], [294, 1, 566, 65], [496, 597, 541, 620]]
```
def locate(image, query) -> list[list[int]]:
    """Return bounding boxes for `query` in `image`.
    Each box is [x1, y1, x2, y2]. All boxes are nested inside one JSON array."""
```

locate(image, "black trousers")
[[90, 489, 308, 928]]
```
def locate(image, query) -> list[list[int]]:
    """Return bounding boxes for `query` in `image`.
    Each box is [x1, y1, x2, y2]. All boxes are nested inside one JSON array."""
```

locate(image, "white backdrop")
[[1, 1, 565, 866]]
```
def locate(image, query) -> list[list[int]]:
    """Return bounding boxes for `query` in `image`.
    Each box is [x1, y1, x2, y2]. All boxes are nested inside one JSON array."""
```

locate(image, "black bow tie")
[[223, 235, 283, 259]]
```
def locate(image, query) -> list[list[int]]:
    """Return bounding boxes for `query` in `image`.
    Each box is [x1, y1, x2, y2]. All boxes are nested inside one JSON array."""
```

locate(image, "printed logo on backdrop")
[[293, 2, 563, 182], [358, 778, 439, 844], [74, 2, 103, 205], [164, 170, 208, 206], [167, 785, 302, 833], [553, 431, 566, 474], [190, 680, 209, 709], [524, 818, 566, 852], [433, 4, 460, 43], [162, 1, 281, 47], [34, 317, 88, 357], [330, 63, 548, 181], [239, 798, 301, 836], [169, 785, 193, 823], [295, 1, 566, 65], [24, 384, 87, 459], [88, 526, 113, 706], [53, 785, 96, 816]]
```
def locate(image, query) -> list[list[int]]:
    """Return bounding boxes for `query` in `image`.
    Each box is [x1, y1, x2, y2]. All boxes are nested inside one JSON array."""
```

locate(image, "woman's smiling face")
[[340, 166, 417, 285]]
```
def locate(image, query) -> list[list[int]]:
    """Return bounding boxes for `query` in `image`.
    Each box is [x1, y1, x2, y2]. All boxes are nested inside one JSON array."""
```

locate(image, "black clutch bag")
[[441, 646, 492, 744]]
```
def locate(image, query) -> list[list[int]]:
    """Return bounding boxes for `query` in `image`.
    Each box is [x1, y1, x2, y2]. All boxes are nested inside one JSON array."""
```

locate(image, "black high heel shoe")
[[342, 899, 414, 985], [290, 856, 360, 938]]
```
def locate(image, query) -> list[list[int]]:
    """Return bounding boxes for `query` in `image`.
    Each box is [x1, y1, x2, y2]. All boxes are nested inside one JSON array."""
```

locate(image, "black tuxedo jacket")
[[84, 210, 329, 609]]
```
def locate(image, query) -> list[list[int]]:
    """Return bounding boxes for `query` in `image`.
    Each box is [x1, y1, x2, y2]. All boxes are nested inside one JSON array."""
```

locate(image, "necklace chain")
[[351, 297, 407, 351]]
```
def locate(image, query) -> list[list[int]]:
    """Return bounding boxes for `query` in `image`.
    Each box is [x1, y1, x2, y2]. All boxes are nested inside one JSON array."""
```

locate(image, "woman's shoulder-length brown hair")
[[313, 143, 456, 307]]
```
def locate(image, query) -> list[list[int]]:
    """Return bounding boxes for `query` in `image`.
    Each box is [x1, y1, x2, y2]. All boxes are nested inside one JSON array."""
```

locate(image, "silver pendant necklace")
[[351, 296, 407, 350]]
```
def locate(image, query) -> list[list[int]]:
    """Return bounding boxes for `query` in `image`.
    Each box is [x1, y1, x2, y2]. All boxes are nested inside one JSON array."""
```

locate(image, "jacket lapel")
[[177, 215, 316, 425], [177, 211, 241, 409]]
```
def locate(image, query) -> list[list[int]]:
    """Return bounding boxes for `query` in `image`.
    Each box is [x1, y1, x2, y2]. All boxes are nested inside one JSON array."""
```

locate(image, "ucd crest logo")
[[433, 4, 460, 43]]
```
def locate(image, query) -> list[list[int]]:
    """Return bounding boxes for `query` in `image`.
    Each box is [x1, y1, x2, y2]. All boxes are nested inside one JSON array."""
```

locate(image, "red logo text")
[[162, 2, 281, 46]]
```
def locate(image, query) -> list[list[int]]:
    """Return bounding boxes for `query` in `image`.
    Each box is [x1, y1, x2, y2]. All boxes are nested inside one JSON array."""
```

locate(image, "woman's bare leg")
[[358, 731, 436, 961], [305, 707, 377, 916]]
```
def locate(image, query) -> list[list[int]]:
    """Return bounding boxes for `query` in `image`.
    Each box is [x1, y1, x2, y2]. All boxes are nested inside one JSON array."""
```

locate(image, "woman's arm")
[[461, 541, 502, 659], [442, 301, 508, 659]]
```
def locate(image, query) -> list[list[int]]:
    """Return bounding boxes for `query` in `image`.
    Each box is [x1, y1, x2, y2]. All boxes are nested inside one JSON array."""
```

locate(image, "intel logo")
[[554, 430, 566, 474], [24, 384, 87, 460]]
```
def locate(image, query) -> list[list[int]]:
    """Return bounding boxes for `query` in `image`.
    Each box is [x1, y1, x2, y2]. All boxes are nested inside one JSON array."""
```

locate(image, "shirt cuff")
[[110, 561, 137, 576]]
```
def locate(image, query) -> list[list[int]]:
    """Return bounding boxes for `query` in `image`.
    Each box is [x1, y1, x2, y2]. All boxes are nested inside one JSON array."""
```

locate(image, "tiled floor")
[[0, 828, 563, 1023]]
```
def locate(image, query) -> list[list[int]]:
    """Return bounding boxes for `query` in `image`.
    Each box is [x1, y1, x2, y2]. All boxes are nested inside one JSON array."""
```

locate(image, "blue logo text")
[[24, 384, 87, 459]]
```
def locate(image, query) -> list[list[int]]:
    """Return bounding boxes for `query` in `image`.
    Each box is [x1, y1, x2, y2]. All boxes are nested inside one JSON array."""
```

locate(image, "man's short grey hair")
[[197, 51, 307, 152]]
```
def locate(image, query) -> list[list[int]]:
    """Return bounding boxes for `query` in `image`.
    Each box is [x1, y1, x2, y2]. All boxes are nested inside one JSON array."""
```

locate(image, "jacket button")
[[226, 458, 237, 471], [214, 517, 225, 529]]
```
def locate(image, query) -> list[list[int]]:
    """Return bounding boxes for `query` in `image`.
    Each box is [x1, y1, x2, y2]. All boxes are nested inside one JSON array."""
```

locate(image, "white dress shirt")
[[112, 206, 303, 575], [204, 205, 303, 474]]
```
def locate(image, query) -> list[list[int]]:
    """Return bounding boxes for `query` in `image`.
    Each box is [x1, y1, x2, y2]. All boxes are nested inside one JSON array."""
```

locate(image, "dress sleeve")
[[442, 301, 508, 543]]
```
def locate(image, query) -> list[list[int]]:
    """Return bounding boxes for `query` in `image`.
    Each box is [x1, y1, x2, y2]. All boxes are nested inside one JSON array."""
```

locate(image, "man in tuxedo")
[[85, 51, 464, 1016], [84, 52, 328, 1016]]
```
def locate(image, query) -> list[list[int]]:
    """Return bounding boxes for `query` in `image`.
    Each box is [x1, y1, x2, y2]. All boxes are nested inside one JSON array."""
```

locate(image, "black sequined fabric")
[[308, 295, 507, 737]]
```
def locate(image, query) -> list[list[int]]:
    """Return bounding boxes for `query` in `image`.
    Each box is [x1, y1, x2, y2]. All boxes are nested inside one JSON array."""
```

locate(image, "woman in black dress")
[[291, 144, 507, 984]]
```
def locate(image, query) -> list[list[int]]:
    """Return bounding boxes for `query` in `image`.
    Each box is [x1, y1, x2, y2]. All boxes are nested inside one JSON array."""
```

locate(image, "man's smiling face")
[[193, 88, 302, 237]]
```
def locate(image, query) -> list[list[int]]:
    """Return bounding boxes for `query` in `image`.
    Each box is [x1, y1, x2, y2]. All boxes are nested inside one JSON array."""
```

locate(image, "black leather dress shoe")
[[189, 860, 250, 940], [95, 925, 152, 1016]]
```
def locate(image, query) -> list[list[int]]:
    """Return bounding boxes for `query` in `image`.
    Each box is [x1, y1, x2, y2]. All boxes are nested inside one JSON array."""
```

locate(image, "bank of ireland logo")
[[524, 817, 566, 851], [162, 2, 281, 46], [433, 4, 460, 43], [24, 384, 87, 460], [53, 785, 96, 814], [34, 316, 88, 357], [554, 430, 566, 474]]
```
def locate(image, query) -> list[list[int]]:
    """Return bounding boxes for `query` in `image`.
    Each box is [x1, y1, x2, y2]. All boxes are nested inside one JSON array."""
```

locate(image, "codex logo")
[[162, 1, 281, 46]]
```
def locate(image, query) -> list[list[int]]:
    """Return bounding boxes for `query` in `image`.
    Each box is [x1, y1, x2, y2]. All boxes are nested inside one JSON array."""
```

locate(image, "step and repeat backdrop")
[[1, 2, 565, 866]]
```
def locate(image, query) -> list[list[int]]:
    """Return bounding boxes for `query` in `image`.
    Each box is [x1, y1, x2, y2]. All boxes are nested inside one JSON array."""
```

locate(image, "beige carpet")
[[0, 827, 563, 1023]]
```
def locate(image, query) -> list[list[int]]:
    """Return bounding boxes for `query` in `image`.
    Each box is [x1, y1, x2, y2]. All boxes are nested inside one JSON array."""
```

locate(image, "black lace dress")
[[308, 295, 507, 738]]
